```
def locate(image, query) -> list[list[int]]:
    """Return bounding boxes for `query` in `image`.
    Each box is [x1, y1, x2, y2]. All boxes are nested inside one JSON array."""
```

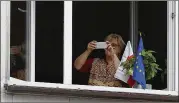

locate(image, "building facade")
[[1, 1, 178, 102]]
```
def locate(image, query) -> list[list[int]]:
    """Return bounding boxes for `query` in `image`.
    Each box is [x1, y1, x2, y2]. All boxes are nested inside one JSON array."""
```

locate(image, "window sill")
[[4, 78, 179, 102]]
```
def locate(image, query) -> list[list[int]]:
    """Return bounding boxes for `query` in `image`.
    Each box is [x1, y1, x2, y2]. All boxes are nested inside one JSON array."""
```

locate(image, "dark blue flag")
[[132, 36, 146, 89]]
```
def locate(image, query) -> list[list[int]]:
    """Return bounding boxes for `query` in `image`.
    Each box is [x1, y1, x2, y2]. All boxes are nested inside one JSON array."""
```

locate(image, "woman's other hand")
[[87, 40, 97, 53], [106, 41, 115, 57]]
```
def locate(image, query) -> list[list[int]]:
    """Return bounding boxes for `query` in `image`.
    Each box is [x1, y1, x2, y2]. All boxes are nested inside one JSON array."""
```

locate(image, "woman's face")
[[105, 38, 121, 56]]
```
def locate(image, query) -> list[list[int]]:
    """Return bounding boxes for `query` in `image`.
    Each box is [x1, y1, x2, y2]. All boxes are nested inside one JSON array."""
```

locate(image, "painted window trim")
[[1, 1, 178, 100], [4, 77, 179, 101], [167, 1, 178, 91], [25, 1, 36, 82]]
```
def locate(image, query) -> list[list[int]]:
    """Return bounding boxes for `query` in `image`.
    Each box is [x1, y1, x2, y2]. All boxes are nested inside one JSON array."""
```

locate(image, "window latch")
[[171, 13, 175, 19]]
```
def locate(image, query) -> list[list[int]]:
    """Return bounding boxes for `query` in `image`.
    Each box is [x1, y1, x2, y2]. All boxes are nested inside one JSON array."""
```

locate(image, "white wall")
[[1, 92, 148, 102]]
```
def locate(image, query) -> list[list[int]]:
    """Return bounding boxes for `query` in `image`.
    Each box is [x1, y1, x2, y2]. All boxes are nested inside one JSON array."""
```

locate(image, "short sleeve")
[[79, 58, 94, 72]]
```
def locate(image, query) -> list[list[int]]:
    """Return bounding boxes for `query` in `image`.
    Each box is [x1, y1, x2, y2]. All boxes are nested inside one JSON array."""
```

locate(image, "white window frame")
[[1, 1, 178, 100], [167, 1, 178, 91], [63, 1, 72, 84], [25, 1, 35, 82], [175, 0, 178, 92]]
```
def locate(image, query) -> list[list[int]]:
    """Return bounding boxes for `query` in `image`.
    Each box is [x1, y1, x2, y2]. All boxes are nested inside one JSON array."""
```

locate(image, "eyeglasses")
[[111, 43, 122, 50], [111, 43, 120, 47]]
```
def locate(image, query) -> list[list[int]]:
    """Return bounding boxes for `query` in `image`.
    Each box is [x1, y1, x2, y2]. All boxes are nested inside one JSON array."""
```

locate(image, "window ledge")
[[4, 78, 179, 102]]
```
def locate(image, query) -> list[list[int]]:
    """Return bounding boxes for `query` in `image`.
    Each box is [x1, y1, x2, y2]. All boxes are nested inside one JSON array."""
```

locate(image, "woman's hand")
[[106, 41, 120, 69], [105, 41, 115, 58], [86, 40, 97, 53]]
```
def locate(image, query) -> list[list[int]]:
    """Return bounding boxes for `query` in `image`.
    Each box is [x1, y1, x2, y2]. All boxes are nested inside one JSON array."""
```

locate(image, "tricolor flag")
[[114, 41, 136, 87]]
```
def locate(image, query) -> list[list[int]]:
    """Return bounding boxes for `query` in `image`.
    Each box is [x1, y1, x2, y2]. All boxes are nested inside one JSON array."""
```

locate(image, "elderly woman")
[[74, 34, 127, 87]]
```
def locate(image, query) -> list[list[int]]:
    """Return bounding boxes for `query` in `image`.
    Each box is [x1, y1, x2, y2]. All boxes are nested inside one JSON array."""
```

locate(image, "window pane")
[[35, 1, 64, 83], [10, 1, 26, 80], [138, 1, 167, 90], [72, 1, 130, 86]]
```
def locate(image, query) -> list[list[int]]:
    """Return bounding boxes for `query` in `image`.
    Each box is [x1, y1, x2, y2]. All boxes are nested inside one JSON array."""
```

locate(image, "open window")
[[1, 1, 178, 101], [72, 1, 168, 90], [138, 1, 167, 90], [9, 1, 64, 83], [72, 1, 130, 85]]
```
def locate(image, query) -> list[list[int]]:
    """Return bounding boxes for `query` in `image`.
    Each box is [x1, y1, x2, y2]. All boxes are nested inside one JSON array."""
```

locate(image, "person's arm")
[[106, 41, 120, 69], [74, 50, 92, 70], [74, 41, 97, 70], [113, 54, 120, 69]]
